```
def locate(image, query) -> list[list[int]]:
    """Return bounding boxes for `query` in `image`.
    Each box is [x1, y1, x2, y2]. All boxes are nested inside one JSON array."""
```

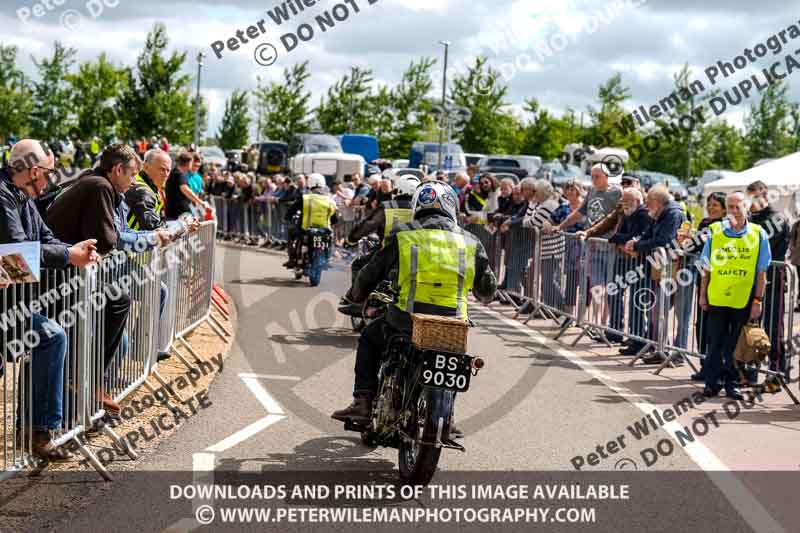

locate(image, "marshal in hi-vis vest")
[[707, 221, 761, 309], [381, 200, 413, 238], [396, 229, 476, 320], [127, 173, 164, 230], [301, 193, 336, 230]]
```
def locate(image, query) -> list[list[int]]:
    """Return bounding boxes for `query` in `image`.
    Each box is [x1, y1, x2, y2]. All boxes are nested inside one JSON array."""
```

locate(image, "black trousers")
[[287, 225, 302, 261], [704, 305, 750, 390], [353, 316, 405, 397], [104, 293, 131, 372]]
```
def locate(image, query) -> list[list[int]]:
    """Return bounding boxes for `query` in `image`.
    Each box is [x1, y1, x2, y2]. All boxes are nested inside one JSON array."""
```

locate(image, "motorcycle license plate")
[[421, 352, 472, 392], [312, 236, 330, 249]]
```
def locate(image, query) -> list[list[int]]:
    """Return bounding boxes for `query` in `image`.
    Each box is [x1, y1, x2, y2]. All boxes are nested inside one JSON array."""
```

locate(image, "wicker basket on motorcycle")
[[410, 313, 469, 353]]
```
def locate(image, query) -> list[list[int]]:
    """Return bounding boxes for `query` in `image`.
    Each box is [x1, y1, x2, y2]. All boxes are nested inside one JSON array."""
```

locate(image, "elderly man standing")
[[1, 139, 99, 460], [604, 188, 651, 352], [700, 192, 771, 400], [126, 149, 189, 235], [621, 184, 684, 362], [553, 163, 622, 337]]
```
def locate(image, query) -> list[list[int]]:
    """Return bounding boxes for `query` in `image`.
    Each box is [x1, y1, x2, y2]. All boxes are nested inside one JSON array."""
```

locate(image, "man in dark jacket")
[[746, 180, 790, 386], [1, 139, 98, 461], [332, 182, 497, 424], [622, 184, 685, 361], [46, 143, 141, 413], [607, 188, 652, 351]]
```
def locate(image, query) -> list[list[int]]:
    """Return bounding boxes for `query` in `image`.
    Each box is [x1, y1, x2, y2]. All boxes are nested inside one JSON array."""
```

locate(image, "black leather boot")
[[331, 396, 372, 423]]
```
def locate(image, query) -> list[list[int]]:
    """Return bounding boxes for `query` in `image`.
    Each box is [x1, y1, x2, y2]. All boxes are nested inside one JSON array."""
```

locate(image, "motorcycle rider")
[[345, 174, 421, 248], [332, 182, 497, 423], [339, 174, 421, 315], [284, 173, 338, 268]]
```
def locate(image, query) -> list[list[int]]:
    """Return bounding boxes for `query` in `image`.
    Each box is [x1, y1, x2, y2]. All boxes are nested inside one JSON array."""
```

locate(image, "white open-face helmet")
[[411, 181, 459, 221], [307, 173, 326, 190], [394, 174, 421, 197]]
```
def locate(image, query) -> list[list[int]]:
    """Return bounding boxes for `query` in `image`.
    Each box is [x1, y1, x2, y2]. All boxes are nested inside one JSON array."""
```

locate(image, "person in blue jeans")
[[1, 139, 99, 460]]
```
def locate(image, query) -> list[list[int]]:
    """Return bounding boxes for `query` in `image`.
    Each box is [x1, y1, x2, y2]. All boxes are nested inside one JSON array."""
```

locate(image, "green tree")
[[65, 53, 126, 142], [30, 41, 76, 141], [520, 98, 576, 160], [117, 23, 204, 144], [216, 89, 250, 150], [0, 44, 33, 140], [449, 56, 520, 154], [743, 81, 793, 166], [586, 72, 639, 151], [254, 61, 312, 141], [315, 66, 374, 134]]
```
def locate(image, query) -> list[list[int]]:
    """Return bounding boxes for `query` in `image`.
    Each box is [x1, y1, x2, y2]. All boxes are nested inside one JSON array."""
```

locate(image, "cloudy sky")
[[3, 0, 800, 142]]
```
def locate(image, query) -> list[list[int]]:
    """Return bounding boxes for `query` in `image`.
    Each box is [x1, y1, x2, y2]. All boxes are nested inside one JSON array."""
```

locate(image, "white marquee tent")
[[703, 151, 800, 216]]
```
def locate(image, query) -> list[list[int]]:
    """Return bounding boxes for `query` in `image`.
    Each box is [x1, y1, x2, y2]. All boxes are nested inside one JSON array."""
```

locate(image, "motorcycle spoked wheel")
[[398, 387, 452, 486], [308, 249, 326, 287]]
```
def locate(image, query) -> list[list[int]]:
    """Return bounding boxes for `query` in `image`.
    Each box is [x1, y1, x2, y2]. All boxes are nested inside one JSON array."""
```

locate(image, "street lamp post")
[[193, 52, 205, 148], [437, 41, 450, 170]]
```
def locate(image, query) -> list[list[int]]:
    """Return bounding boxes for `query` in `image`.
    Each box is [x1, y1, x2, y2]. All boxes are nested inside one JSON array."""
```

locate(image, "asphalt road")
[[42, 244, 800, 533]]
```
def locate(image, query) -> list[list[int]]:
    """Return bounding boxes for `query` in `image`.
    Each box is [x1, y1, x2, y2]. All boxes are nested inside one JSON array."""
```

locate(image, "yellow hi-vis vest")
[[396, 229, 476, 320], [301, 193, 336, 230], [381, 200, 413, 239], [707, 222, 762, 309], [127, 173, 164, 230]]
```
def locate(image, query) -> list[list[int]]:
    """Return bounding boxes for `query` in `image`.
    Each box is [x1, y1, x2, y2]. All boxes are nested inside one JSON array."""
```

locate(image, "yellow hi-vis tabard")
[[396, 229, 476, 320], [127, 173, 163, 230], [381, 200, 413, 238], [301, 193, 336, 230], [707, 221, 762, 309]]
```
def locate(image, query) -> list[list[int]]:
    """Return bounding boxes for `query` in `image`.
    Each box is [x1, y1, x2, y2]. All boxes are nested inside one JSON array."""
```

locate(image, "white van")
[[290, 152, 366, 186]]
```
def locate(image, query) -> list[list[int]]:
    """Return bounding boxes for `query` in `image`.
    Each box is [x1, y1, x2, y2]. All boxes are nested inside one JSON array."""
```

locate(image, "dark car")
[[477, 157, 528, 179], [225, 149, 245, 172], [253, 141, 289, 175]]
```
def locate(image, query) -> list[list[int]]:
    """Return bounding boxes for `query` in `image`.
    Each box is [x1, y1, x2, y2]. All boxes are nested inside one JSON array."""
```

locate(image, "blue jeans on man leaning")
[[21, 314, 68, 431]]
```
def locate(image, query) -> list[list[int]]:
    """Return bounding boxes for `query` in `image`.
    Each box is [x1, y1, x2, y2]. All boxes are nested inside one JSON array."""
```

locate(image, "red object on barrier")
[[212, 294, 230, 318], [213, 284, 229, 304], [205, 206, 215, 221]]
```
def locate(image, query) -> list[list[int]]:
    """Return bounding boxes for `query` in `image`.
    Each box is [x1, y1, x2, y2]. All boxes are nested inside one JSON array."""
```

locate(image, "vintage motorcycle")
[[339, 285, 485, 485], [288, 214, 332, 286]]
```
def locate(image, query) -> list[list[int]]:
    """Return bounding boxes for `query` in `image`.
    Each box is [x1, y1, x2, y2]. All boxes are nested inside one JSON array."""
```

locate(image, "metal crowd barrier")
[[483, 225, 799, 404], [1, 219, 227, 481], [659, 253, 799, 402], [1, 284, 35, 479], [210, 195, 363, 249]]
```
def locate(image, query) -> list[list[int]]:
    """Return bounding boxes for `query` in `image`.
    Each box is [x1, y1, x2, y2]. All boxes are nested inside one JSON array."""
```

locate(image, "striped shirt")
[[523, 199, 565, 258]]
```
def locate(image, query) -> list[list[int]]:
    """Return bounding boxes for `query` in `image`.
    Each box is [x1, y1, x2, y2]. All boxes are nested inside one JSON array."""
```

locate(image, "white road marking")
[[162, 453, 216, 533], [237, 373, 302, 381], [478, 305, 787, 533], [204, 375, 287, 453]]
